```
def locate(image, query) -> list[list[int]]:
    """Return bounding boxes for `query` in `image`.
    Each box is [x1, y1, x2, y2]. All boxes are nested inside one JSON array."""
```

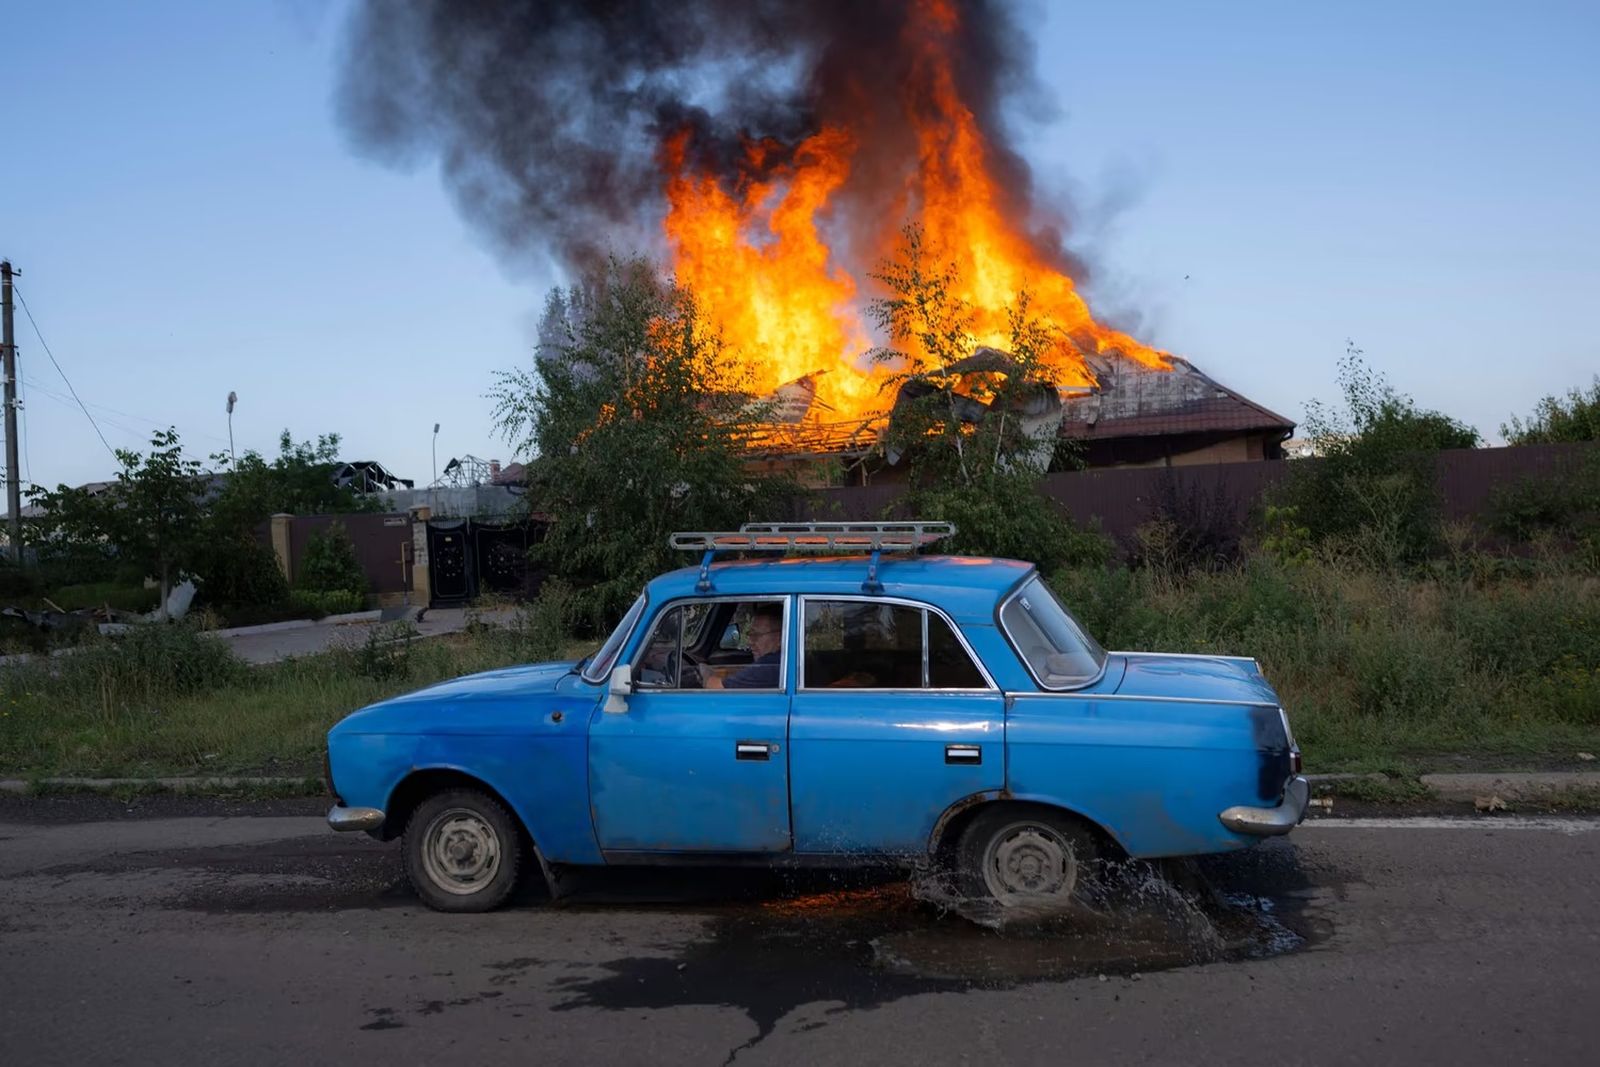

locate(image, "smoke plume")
[[336, 0, 1063, 279]]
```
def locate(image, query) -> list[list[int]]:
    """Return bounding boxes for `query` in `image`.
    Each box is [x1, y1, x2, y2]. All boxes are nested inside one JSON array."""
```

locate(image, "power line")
[[22, 373, 232, 448], [11, 284, 116, 460]]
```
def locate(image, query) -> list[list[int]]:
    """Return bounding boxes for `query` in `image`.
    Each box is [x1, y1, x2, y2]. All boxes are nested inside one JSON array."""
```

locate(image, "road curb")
[[1419, 771, 1600, 802], [207, 611, 382, 640], [0, 776, 321, 795]]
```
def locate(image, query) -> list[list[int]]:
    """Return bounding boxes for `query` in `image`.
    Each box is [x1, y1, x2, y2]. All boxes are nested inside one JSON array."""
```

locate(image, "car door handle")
[[945, 744, 982, 765], [736, 741, 774, 761]]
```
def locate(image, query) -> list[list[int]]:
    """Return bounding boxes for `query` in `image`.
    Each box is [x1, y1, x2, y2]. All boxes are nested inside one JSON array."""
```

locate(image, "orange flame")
[[661, 0, 1170, 429]]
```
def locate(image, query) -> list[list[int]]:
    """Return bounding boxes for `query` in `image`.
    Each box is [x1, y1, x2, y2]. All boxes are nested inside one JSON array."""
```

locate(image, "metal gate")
[[425, 519, 543, 606], [426, 522, 471, 604]]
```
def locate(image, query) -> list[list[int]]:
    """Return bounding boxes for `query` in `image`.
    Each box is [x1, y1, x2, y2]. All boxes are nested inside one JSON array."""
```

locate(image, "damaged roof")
[[1059, 354, 1294, 441]]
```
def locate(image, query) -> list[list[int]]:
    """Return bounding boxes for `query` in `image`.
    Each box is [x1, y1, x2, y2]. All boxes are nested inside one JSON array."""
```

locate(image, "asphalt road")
[[1, 797, 1596, 1066]]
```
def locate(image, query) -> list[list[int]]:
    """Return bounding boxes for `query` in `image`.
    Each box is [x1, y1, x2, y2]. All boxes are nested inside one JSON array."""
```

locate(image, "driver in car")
[[703, 605, 783, 689]]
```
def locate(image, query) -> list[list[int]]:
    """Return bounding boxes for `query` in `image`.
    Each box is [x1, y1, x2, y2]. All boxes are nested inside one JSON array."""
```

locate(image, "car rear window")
[[802, 599, 988, 690], [1000, 576, 1105, 689]]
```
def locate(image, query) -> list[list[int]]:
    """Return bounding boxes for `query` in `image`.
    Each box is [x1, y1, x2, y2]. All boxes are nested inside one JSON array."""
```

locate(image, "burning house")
[[342, 0, 1290, 479]]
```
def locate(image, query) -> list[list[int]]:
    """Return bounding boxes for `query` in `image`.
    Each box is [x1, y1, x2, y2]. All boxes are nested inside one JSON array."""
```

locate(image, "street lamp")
[[432, 422, 440, 486], [226, 391, 238, 469]]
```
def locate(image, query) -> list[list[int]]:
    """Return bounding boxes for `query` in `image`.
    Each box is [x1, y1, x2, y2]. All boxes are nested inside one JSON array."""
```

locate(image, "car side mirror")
[[603, 664, 632, 714]]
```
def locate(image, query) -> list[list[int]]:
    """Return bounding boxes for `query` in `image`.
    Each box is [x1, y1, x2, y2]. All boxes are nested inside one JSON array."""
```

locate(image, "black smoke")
[[337, 0, 1057, 278]]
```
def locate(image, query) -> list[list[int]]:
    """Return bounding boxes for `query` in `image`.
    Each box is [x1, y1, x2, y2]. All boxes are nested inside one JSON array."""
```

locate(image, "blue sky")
[[6, 0, 1597, 491]]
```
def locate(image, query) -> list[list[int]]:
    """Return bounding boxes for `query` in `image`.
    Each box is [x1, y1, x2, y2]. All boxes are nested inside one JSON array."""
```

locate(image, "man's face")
[[746, 614, 782, 658]]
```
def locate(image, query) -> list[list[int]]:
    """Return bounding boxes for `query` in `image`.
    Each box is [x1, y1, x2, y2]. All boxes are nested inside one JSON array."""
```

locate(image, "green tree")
[[1278, 343, 1479, 568], [297, 522, 368, 595], [208, 431, 379, 535], [29, 428, 206, 617], [491, 256, 795, 631], [867, 226, 1106, 572], [1502, 377, 1600, 445]]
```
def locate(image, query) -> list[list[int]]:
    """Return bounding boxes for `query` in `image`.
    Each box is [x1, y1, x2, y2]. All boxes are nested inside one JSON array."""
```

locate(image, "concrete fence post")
[[410, 506, 432, 607], [269, 513, 294, 582]]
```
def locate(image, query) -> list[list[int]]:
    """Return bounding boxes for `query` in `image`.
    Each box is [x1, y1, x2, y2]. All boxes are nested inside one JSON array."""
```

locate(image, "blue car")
[[325, 523, 1307, 912]]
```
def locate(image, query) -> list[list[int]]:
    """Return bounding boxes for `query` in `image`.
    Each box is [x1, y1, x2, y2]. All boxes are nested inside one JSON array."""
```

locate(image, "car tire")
[[403, 789, 524, 913], [955, 805, 1100, 907]]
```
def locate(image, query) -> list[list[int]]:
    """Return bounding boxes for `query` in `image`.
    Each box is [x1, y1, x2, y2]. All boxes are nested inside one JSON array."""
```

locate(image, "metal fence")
[[802, 442, 1597, 554], [283, 512, 414, 595]]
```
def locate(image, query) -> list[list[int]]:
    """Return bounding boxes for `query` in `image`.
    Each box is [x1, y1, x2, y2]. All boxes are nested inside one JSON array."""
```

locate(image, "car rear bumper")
[[1218, 775, 1309, 836], [327, 805, 385, 832]]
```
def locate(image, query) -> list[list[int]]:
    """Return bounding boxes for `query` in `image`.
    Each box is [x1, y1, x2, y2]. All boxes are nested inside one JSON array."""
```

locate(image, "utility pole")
[[1, 261, 21, 564]]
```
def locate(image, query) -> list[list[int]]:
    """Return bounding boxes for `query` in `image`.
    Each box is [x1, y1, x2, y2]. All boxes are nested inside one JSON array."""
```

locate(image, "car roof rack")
[[668, 521, 955, 593]]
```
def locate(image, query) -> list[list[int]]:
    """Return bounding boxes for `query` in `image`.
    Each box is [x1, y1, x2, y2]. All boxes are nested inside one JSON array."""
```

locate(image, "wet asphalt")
[[0, 795, 1596, 1066]]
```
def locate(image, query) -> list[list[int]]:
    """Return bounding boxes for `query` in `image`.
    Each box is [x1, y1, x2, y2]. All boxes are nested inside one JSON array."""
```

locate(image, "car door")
[[587, 596, 793, 854], [787, 596, 1005, 855]]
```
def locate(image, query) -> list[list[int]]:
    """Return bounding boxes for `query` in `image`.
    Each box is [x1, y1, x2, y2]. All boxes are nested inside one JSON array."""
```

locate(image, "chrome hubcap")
[[982, 823, 1077, 902], [420, 808, 501, 895]]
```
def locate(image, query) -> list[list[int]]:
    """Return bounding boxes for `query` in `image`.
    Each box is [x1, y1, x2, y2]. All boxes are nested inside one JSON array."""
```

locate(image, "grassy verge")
[[0, 621, 593, 779], [1052, 559, 1600, 774]]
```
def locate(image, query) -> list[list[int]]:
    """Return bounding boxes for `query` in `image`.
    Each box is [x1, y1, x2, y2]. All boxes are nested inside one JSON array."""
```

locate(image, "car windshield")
[[582, 594, 646, 684], [1000, 575, 1106, 688]]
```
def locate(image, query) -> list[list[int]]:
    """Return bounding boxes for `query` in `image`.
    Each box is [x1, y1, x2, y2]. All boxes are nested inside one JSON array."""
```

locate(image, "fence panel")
[[799, 443, 1596, 556]]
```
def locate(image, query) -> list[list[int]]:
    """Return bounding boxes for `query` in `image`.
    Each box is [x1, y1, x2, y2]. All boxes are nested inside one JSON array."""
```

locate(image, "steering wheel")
[[667, 650, 704, 688]]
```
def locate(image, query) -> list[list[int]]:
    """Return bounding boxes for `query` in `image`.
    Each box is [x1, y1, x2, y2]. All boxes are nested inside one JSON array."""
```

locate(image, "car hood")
[[1112, 652, 1281, 707], [382, 660, 581, 705]]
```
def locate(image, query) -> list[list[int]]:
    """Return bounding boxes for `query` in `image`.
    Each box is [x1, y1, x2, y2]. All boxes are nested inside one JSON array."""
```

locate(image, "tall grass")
[[1052, 558, 1600, 769], [0, 619, 592, 778]]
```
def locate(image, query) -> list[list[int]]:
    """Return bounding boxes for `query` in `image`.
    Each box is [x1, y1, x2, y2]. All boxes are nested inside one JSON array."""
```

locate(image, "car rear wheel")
[[404, 789, 523, 912], [956, 805, 1100, 907]]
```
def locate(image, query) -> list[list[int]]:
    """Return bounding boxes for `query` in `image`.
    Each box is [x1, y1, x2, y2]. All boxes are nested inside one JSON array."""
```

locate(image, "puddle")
[[549, 844, 1327, 1058]]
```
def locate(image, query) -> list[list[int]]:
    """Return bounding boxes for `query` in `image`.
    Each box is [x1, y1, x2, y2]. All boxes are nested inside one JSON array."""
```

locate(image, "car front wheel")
[[403, 789, 524, 912], [956, 805, 1100, 908]]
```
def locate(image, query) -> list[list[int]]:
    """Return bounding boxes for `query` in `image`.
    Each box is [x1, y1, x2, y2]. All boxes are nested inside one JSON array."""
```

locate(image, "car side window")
[[928, 612, 986, 688], [802, 600, 986, 690], [634, 603, 710, 690], [634, 599, 785, 692]]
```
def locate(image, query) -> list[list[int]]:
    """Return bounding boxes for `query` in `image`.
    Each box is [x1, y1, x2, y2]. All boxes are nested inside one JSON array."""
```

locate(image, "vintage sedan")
[[325, 523, 1306, 912]]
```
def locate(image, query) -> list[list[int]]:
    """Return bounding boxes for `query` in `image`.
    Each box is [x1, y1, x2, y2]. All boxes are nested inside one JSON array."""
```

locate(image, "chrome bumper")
[[327, 805, 385, 832], [1219, 775, 1309, 836]]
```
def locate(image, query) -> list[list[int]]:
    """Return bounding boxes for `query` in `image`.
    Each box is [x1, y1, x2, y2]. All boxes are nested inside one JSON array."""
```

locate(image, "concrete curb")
[[205, 619, 317, 639], [0, 776, 319, 795], [206, 610, 382, 640], [1420, 772, 1600, 802]]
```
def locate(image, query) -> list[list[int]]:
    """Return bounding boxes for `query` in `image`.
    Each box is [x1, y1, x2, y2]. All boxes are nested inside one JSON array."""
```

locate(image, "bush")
[[288, 589, 366, 618], [339, 622, 418, 681], [48, 582, 162, 614], [1129, 471, 1248, 573], [296, 523, 367, 596], [1503, 377, 1600, 445], [908, 475, 1111, 573], [515, 578, 580, 662], [1275, 344, 1478, 568], [194, 534, 289, 608], [1487, 451, 1600, 567]]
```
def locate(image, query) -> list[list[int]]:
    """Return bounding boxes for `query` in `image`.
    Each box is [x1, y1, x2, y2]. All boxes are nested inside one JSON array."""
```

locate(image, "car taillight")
[[1291, 749, 1303, 774]]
